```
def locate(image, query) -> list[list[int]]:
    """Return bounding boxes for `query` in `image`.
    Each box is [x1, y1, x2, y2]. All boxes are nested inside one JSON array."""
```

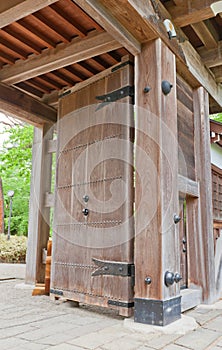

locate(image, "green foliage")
[[0, 234, 27, 263], [0, 124, 33, 236], [210, 113, 222, 123]]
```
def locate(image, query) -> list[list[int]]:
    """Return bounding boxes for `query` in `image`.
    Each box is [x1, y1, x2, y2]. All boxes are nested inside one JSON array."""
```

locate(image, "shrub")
[[0, 234, 27, 263]]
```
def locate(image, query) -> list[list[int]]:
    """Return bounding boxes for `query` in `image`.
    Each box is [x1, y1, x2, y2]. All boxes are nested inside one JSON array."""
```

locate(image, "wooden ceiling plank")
[[191, 22, 218, 50], [0, 41, 26, 61], [0, 82, 57, 125], [180, 40, 222, 108], [25, 79, 52, 94], [36, 76, 61, 90], [65, 65, 86, 81], [50, 3, 87, 37], [0, 0, 59, 29], [0, 31, 32, 58], [46, 71, 72, 86], [32, 12, 70, 43], [0, 51, 15, 65], [165, 0, 216, 27], [5, 24, 43, 54], [73, 0, 141, 55], [197, 41, 222, 68], [0, 32, 122, 85], [18, 18, 56, 49]]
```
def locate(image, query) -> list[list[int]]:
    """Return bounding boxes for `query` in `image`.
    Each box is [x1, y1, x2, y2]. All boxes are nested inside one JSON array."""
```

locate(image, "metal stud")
[[161, 80, 173, 95], [143, 86, 151, 93], [144, 276, 152, 285]]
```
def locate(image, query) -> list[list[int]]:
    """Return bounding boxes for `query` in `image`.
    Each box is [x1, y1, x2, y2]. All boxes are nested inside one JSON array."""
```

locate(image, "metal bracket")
[[96, 85, 134, 110], [50, 288, 64, 296], [92, 258, 134, 278], [108, 300, 134, 308]]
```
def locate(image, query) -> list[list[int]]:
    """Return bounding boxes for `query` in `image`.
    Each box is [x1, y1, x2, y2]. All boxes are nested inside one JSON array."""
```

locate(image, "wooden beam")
[[180, 40, 222, 108], [165, 0, 216, 27], [211, 66, 222, 83], [197, 41, 222, 68], [191, 22, 218, 50], [73, 0, 141, 55], [178, 175, 199, 198], [0, 32, 122, 85], [0, 0, 59, 28], [0, 82, 57, 125]]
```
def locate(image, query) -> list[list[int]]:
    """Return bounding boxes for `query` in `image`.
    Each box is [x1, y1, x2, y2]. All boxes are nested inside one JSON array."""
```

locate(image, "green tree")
[[210, 113, 222, 123], [0, 124, 33, 235]]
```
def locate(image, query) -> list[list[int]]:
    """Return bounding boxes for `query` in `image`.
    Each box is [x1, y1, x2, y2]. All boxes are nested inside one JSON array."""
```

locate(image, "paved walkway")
[[0, 264, 222, 350]]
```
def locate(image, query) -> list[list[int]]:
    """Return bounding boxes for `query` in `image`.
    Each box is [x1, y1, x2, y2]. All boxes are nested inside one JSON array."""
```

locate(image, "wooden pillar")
[[188, 87, 216, 303], [26, 124, 53, 284], [134, 39, 180, 326]]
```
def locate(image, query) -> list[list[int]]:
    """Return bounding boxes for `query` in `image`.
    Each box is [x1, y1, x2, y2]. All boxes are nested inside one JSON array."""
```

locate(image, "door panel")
[[51, 62, 134, 316]]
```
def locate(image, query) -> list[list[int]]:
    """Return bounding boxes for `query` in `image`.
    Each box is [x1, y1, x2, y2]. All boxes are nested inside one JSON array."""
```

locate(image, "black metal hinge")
[[92, 258, 135, 279], [95, 85, 134, 110], [50, 288, 64, 296]]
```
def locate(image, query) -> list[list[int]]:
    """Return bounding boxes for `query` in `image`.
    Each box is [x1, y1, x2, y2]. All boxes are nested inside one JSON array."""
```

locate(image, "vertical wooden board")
[[134, 39, 179, 301]]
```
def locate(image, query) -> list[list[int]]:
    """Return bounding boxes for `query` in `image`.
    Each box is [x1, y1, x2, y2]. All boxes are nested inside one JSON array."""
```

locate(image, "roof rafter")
[[0, 82, 57, 125], [197, 41, 222, 68], [0, 31, 122, 85]]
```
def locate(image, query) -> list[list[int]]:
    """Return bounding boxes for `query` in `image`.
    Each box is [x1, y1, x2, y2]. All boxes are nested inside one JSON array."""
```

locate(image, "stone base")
[[134, 296, 181, 326]]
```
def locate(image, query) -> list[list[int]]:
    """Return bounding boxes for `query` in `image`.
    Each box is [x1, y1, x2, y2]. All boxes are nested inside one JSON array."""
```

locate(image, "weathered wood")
[[44, 192, 54, 208], [197, 41, 222, 68], [165, 0, 215, 27], [180, 41, 222, 109], [46, 139, 57, 154], [74, 0, 141, 55], [178, 175, 199, 198], [0, 83, 57, 126], [134, 39, 179, 301], [51, 60, 134, 316], [191, 22, 218, 50], [190, 87, 216, 303], [26, 125, 53, 284], [0, 32, 122, 85], [0, 0, 59, 28]]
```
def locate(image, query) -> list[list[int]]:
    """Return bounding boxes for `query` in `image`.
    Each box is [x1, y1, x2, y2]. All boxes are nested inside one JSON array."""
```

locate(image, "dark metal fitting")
[[174, 273, 182, 283], [164, 271, 175, 287], [82, 208, 89, 216], [144, 276, 152, 285], [174, 214, 181, 224], [143, 86, 151, 93], [83, 194, 89, 203], [161, 80, 173, 95]]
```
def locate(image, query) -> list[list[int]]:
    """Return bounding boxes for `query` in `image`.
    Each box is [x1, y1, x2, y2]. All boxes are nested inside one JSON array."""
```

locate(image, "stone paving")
[[0, 264, 222, 350]]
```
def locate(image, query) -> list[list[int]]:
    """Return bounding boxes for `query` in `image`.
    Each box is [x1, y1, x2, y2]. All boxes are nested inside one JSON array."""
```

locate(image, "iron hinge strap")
[[95, 85, 134, 110], [92, 258, 134, 278], [108, 300, 134, 308], [50, 288, 64, 296]]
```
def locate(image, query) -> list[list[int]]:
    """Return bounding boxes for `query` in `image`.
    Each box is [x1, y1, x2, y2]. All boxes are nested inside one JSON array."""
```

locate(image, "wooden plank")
[[191, 87, 216, 303], [165, 0, 216, 27], [178, 175, 199, 197], [26, 125, 53, 284], [211, 66, 222, 83], [191, 22, 218, 50], [44, 192, 54, 208], [74, 0, 141, 55], [0, 0, 59, 29], [134, 39, 179, 301], [180, 41, 222, 109], [0, 82, 57, 126], [46, 139, 57, 153], [197, 41, 222, 68], [0, 32, 122, 85]]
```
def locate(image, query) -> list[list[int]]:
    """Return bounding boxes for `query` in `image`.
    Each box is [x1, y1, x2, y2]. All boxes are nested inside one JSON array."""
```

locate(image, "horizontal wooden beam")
[[0, 31, 122, 85], [73, 0, 141, 55], [211, 66, 222, 83], [0, 0, 59, 28], [165, 0, 216, 27], [0, 82, 57, 126], [178, 175, 199, 197], [197, 41, 222, 68], [180, 40, 222, 108], [191, 22, 218, 50]]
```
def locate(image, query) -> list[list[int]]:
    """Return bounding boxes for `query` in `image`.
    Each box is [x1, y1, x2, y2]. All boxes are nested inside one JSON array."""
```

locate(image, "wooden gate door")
[[51, 60, 134, 316]]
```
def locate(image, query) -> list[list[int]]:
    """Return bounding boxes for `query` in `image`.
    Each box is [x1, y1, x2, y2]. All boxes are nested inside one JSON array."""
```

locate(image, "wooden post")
[[188, 87, 216, 303], [26, 124, 53, 284], [134, 39, 180, 326]]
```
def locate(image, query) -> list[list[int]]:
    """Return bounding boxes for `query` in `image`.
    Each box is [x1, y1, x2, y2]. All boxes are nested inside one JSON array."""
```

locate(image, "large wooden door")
[[51, 60, 134, 316]]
